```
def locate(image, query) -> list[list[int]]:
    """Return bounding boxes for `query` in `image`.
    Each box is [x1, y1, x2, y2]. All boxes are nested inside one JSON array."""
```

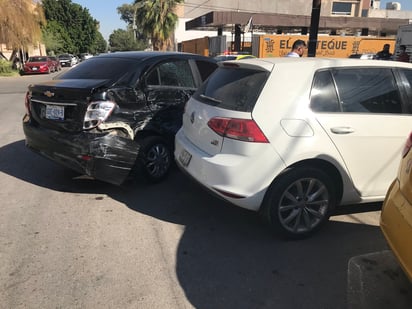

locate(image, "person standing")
[[397, 45, 410, 62], [376, 44, 393, 60], [285, 39, 307, 57]]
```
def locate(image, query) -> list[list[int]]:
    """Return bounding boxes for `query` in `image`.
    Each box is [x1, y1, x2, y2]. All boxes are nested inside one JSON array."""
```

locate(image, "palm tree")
[[134, 0, 183, 51]]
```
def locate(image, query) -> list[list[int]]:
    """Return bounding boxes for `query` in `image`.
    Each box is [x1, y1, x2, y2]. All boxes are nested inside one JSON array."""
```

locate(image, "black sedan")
[[23, 51, 218, 185]]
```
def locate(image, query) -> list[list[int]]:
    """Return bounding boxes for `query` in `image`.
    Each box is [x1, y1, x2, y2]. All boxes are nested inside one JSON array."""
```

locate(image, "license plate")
[[179, 149, 192, 167], [32, 67, 38, 71], [46, 105, 64, 120]]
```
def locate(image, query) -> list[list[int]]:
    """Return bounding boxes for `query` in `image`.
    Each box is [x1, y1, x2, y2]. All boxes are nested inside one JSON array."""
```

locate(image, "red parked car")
[[22, 56, 55, 75], [48, 56, 61, 71]]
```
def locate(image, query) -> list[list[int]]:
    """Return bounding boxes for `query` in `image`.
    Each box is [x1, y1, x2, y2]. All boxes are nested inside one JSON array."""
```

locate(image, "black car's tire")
[[136, 136, 172, 183], [260, 167, 336, 239]]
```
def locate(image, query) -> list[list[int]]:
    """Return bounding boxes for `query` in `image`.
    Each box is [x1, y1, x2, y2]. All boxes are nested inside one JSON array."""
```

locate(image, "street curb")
[[347, 250, 412, 308]]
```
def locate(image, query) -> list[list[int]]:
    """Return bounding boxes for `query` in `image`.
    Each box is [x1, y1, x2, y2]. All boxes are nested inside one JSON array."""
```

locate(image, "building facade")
[[174, 0, 412, 45]]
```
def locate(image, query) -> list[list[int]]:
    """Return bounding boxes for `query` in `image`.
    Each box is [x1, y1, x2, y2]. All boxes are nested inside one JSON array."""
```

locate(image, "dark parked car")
[[23, 51, 218, 185], [80, 53, 93, 61]]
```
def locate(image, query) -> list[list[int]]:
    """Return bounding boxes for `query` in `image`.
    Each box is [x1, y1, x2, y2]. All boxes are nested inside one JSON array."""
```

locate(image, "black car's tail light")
[[24, 91, 31, 115], [83, 101, 116, 129]]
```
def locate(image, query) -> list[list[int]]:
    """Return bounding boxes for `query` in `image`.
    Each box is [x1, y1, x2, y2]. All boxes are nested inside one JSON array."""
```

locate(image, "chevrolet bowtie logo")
[[44, 91, 55, 98]]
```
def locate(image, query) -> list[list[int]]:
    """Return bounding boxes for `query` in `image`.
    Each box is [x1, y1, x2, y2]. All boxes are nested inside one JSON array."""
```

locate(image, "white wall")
[[180, 0, 373, 18]]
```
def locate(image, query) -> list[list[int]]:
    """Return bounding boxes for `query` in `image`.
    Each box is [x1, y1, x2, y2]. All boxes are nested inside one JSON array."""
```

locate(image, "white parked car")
[[175, 57, 412, 239], [58, 53, 77, 67]]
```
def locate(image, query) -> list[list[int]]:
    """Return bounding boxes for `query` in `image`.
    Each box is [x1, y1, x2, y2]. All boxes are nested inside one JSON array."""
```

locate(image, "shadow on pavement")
[[0, 140, 398, 309]]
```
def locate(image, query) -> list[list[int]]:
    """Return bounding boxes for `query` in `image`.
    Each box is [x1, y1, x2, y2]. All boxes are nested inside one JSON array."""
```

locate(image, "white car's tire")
[[260, 167, 336, 239]]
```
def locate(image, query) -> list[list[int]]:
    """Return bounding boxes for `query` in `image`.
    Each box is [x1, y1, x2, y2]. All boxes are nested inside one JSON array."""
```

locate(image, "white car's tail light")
[[402, 132, 412, 158], [207, 117, 268, 143], [83, 101, 116, 129]]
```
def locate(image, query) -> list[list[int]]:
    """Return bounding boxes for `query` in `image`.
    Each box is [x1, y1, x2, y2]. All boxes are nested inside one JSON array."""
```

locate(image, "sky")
[[72, 0, 127, 41], [71, 0, 412, 41]]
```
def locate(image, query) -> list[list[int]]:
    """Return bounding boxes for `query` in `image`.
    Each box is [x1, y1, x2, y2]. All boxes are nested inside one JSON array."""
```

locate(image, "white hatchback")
[[175, 57, 412, 239]]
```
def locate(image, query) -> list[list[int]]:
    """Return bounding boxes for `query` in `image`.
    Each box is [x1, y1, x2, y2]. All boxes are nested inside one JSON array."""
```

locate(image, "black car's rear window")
[[194, 66, 269, 112], [57, 57, 140, 82]]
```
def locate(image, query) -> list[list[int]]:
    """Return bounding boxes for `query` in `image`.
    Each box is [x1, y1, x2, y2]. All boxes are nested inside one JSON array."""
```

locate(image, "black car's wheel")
[[136, 136, 172, 183], [260, 167, 336, 239]]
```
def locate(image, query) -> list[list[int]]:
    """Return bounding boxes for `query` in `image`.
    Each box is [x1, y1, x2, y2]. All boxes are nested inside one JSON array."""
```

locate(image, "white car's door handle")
[[330, 127, 355, 134]]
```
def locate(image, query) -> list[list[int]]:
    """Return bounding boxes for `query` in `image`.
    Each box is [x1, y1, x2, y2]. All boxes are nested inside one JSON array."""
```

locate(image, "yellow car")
[[380, 132, 412, 282], [213, 54, 256, 61]]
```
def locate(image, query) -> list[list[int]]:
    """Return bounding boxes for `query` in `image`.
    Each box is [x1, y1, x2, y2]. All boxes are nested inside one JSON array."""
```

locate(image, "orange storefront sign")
[[259, 35, 395, 58]]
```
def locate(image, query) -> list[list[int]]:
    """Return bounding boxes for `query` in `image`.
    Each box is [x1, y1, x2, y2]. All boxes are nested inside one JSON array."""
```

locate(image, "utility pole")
[[133, 4, 137, 41], [133, 2, 146, 42], [308, 0, 321, 57]]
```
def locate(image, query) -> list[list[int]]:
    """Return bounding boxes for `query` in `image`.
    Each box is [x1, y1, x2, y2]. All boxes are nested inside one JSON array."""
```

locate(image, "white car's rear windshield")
[[193, 66, 269, 112]]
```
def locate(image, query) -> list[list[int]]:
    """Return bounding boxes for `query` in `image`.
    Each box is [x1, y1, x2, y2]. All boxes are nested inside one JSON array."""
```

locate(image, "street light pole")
[[308, 0, 321, 57]]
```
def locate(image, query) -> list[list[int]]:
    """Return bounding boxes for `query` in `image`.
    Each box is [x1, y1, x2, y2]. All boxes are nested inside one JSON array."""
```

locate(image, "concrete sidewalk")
[[348, 250, 412, 308]]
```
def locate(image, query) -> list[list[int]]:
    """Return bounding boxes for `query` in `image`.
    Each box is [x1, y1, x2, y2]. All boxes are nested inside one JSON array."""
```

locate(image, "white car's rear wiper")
[[200, 94, 222, 104]]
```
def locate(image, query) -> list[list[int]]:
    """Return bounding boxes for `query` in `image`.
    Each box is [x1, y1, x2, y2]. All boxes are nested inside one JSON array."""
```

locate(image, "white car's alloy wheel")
[[261, 167, 336, 239]]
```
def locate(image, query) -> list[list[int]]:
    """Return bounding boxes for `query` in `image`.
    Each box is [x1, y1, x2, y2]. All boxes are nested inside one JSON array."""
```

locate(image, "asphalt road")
[[0, 70, 411, 309]]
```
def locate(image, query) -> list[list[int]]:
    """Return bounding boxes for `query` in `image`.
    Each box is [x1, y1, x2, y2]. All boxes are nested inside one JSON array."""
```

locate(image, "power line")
[[183, 1, 271, 15], [186, 0, 212, 15]]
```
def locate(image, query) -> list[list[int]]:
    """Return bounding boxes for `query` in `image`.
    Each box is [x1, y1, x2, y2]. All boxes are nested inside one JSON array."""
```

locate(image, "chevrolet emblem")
[[44, 91, 55, 98]]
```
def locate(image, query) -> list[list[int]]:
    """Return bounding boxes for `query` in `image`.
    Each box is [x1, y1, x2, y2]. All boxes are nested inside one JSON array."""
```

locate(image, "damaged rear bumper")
[[22, 115, 138, 185]]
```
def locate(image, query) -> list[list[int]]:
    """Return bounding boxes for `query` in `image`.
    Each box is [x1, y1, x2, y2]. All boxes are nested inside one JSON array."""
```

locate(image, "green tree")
[[117, 3, 148, 42], [133, 0, 183, 51], [117, 4, 136, 25], [90, 32, 108, 54], [42, 0, 101, 54], [42, 20, 73, 55], [109, 29, 147, 52], [0, 0, 46, 49]]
